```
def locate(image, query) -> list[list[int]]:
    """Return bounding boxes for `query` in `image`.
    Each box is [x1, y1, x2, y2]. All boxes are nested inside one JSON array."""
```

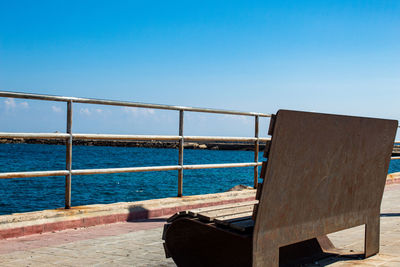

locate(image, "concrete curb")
[[386, 172, 400, 185], [1, 173, 400, 241], [0, 189, 256, 240]]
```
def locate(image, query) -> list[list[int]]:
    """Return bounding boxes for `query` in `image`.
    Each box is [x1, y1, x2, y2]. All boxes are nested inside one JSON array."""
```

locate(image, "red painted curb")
[[386, 178, 400, 185], [0, 196, 255, 240], [2, 178, 398, 241]]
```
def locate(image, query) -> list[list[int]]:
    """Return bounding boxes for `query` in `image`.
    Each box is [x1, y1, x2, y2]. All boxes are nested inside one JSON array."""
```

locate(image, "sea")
[[1, 143, 399, 215]]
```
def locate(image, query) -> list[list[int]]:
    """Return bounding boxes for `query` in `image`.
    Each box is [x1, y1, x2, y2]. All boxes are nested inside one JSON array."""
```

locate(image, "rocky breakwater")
[[393, 143, 400, 156], [0, 138, 268, 151]]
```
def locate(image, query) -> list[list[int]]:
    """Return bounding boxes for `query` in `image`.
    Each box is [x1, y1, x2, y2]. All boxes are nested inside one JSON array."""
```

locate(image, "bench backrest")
[[253, 110, 397, 263]]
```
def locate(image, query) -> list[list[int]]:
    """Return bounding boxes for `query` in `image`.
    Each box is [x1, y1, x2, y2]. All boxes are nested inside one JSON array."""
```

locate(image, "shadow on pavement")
[[126, 205, 168, 222]]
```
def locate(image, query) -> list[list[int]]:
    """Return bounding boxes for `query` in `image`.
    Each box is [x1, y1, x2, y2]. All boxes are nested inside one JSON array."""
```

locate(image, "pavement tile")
[[1, 184, 400, 266]]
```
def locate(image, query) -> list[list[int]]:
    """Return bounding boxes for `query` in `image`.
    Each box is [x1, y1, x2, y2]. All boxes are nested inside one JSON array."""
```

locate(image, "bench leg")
[[364, 216, 380, 258]]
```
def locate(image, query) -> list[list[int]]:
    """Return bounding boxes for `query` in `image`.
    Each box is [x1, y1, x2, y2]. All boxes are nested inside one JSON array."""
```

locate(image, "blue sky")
[[0, 1, 399, 137]]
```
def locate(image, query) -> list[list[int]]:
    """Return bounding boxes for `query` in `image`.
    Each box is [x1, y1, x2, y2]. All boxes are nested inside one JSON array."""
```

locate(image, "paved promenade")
[[1, 183, 400, 266]]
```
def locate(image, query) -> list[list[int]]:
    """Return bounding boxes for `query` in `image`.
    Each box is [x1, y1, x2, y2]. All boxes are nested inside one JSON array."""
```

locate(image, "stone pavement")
[[0, 218, 174, 266], [0, 184, 400, 266]]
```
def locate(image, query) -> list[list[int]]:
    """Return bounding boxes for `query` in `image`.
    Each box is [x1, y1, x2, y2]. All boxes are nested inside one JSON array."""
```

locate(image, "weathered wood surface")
[[253, 110, 397, 266], [167, 200, 257, 225], [197, 204, 255, 222], [188, 200, 257, 217]]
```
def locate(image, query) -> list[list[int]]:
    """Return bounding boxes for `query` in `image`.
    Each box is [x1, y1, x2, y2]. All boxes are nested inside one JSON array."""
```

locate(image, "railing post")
[[65, 100, 73, 209], [254, 115, 259, 189], [178, 110, 184, 197]]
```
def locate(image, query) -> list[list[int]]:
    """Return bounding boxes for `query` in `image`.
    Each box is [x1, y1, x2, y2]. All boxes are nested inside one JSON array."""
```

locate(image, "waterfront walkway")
[[1, 183, 400, 266]]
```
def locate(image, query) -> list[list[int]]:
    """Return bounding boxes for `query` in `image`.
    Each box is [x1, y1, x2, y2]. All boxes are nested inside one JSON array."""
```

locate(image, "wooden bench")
[[162, 110, 397, 267]]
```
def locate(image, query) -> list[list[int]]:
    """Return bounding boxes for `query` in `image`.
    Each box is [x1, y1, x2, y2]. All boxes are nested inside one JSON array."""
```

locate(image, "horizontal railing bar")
[[183, 162, 260, 169], [73, 133, 181, 141], [2, 131, 396, 145], [72, 165, 182, 175], [0, 91, 271, 117], [0, 91, 75, 102], [184, 136, 271, 142], [0, 132, 70, 139], [0, 162, 264, 179], [11, 157, 400, 179], [71, 162, 261, 175], [73, 162, 262, 175], [0, 157, 398, 177], [0, 132, 271, 142], [0, 170, 69, 179]]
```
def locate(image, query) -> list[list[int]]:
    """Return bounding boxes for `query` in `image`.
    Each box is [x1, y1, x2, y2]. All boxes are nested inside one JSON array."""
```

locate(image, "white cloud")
[[4, 98, 29, 110], [80, 108, 91, 116], [123, 107, 138, 115], [123, 107, 156, 116], [4, 98, 16, 110], [52, 106, 62, 113], [78, 107, 109, 116], [20, 102, 29, 109]]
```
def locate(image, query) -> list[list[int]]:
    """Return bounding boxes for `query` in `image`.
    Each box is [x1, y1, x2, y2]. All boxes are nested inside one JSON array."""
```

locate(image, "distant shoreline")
[[2, 138, 399, 155], [0, 138, 268, 151]]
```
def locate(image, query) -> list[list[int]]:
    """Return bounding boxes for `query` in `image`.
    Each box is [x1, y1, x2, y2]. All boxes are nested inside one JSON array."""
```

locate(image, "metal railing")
[[0, 91, 271, 209]]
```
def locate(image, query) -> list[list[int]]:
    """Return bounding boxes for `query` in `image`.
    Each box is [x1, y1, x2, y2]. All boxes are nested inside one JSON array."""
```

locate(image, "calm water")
[[1, 143, 399, 215], [0, 144, 262, 215]]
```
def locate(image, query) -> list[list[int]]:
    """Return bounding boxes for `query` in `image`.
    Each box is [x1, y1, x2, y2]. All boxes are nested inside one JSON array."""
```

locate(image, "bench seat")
[[164, 200, 257, 234]]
